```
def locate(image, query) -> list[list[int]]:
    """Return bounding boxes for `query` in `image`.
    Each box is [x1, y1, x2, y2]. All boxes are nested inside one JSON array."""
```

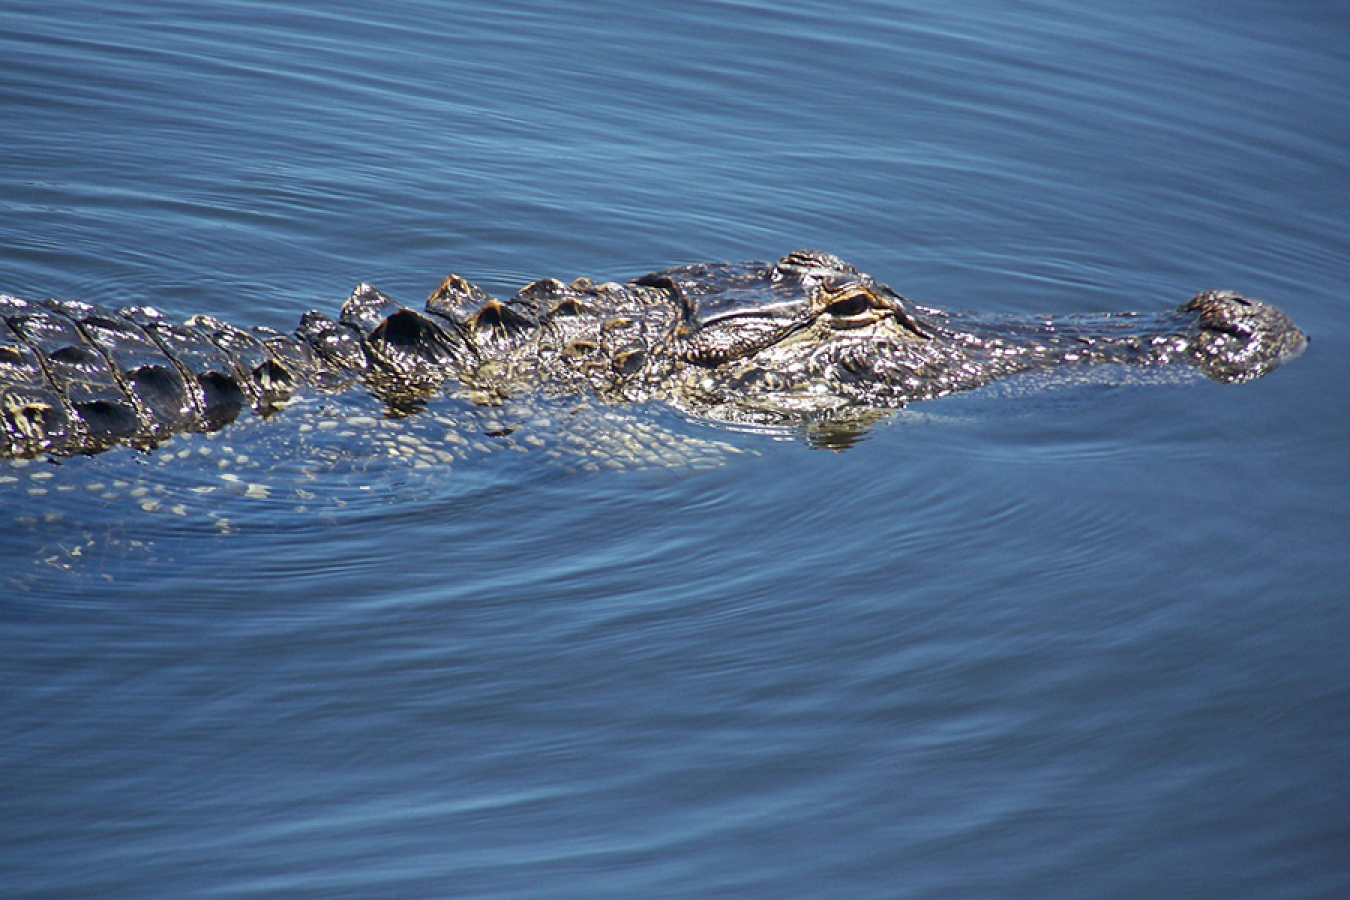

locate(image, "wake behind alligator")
[[0, 250, 1307, 460]]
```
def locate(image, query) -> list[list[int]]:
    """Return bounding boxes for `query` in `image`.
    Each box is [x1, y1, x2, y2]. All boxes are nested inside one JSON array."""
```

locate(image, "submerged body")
[[0, 250, 1306, 459]]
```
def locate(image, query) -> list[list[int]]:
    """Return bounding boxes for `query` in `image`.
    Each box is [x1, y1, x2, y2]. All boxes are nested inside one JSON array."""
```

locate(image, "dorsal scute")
[[511, 278, 572, 316], [426, 274, 494, 322], [546, 296, 594, 319], [254, 328, 346, 394], [334, 283, 476, 385], [514, 278, 603, 326], [2, 298, 101, 452], [339, 283, 402, 332], [66, 302, 198, 432], [463, 298, 536, 351], [364, 308, 468, 384], [123, 307, 254, 428], [186, 314, 296, 410], [296, 309, 367, 374], [10, 299, 199, 447]]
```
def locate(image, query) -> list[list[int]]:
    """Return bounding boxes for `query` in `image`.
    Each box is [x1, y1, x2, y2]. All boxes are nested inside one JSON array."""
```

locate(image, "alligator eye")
[[824, 294, 871, 319]]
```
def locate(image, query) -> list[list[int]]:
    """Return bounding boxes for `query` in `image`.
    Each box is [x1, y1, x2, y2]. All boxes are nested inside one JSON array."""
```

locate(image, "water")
[[2, 1, 1348, 896]]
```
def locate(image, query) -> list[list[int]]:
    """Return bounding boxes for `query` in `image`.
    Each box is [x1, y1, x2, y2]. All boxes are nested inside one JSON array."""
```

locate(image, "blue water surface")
[[2, 1, 1348, 897]]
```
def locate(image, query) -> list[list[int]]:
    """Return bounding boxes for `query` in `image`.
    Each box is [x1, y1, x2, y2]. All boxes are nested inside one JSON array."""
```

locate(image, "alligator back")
[[0, 268, 694, 459]]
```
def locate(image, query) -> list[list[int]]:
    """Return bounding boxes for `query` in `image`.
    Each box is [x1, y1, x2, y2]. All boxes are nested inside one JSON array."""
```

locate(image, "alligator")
[[0, 249, 1307, 460]]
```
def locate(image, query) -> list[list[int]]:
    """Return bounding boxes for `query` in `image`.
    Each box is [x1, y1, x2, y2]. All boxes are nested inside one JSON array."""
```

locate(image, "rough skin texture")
[[0, 250, 1307, 458]]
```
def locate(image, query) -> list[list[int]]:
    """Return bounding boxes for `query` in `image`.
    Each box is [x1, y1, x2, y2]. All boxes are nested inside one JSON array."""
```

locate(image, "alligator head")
[[643, 250, 942, 425], [1180, 288, 1309, 384], [641, 250, 1307, 428]]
